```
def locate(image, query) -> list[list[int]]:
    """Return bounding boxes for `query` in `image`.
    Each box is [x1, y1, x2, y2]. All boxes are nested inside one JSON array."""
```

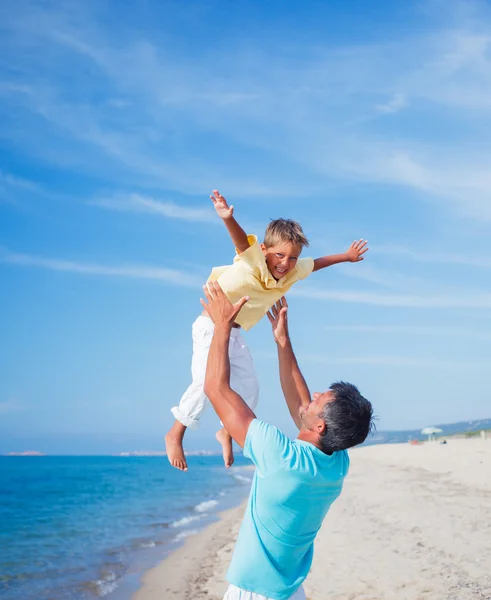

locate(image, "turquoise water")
[[0, 455, 252, 599]]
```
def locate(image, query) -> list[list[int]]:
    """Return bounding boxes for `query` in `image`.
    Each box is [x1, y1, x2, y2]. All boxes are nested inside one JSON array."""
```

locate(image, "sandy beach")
[[133, 438, 491, 600]]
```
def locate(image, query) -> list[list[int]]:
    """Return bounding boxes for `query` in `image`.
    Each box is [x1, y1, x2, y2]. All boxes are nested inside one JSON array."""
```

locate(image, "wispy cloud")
[[91, 194, 218, 223], [373, 244, 491, 269], [375, 92, 406, 114], [334, 263, 429, 292], [323, 324, 491, 340], [1, 249, 204, 287], [2, 246, 489, 309], [0, 171, 40, 192], [299, 353, 485, 369], [0, 171, 46, 206], [257, 350, 486, 369], [292, 286, 491, 310], [0, 399, 27, 415], [344, 151, 491, 222], [3, 0, 491, 220]]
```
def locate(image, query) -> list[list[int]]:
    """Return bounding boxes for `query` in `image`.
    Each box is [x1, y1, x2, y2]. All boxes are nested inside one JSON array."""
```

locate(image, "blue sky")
[[1, 0, 490, 454]]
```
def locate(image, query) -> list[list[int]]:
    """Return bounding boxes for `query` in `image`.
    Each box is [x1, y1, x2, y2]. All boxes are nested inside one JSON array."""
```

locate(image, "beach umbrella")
[[421, 426, 443, 441]]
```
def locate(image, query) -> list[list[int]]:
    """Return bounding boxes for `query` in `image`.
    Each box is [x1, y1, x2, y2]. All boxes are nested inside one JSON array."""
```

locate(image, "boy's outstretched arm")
[[210, 190, 250, 254], [313, 239, 368, 272]]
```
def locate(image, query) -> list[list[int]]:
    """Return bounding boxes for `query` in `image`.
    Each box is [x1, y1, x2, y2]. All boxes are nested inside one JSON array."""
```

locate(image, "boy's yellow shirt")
[[208, 235, 314, 331]]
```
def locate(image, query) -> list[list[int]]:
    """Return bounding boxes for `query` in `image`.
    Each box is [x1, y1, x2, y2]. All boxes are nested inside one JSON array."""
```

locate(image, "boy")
[[165, 190, 368, 471]]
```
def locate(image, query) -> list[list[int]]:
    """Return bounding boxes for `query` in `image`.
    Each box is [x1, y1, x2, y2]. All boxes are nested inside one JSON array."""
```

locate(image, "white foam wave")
[[173, 529, 200, 542], [140, 541, 156, 548], [232, 474, 252, 484], [170, 515, 202, 528], [194, 499, 218, 513], [95, 571, 118, 597]]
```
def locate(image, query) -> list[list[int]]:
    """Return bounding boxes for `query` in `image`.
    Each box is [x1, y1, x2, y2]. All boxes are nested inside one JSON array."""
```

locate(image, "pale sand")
[[133, 438, 491, 600]]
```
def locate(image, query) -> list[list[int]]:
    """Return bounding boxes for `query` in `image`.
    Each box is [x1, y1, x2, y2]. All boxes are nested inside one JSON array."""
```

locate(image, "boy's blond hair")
[[263, 219, 310, 249]]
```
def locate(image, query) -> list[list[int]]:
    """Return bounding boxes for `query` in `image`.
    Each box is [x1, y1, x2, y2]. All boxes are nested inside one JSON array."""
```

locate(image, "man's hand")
[[201, 280, 255, 449], [210, 190, 234, 220], [200, 281, 249, 327], [269, 297, 311, 429], [345, 239, 369, 263], [267, 297, 289, 347]]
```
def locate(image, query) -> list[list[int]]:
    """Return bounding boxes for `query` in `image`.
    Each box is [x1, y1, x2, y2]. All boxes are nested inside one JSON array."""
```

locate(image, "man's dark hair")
[[318, 381, 374, 454]]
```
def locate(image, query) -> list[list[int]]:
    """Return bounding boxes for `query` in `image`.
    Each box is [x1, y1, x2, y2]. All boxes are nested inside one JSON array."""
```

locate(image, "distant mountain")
[[116, 450, 221, 457], [2, 450, 46, 456], [364, 417, 491, 446]]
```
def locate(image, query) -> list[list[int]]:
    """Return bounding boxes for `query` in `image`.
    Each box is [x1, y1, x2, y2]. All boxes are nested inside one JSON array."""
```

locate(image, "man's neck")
[[296, 429, 321, 449], [296, 430, 333, 455]]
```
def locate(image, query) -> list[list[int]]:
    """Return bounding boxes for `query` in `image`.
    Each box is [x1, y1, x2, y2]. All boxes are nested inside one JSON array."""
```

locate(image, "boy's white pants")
[[171, 316, 259, 429], [223, 584, 306, 600]]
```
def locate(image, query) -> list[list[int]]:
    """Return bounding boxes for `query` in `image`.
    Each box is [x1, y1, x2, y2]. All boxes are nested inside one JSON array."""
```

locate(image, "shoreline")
[[132, 437, 491, 600], [132, 501, 247, 600]]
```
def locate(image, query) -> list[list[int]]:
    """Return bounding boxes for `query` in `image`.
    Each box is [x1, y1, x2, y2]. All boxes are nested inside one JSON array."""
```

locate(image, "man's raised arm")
[[201, 282, 255, 447], [267, 298, 311, 430]]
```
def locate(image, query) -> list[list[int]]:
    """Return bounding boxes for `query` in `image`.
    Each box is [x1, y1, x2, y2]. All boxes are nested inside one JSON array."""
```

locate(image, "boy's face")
[[260, 241, 303, 280]]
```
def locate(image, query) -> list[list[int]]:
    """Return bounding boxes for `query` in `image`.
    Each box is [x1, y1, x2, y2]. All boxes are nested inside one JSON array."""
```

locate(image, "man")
[[202, 282, 374, 600]]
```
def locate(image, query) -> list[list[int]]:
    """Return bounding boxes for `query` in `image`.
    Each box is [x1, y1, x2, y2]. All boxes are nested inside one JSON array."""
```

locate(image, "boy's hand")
[[267, 297, 289, 347], [345, 239, 369, 262], [210, 190, 234, 220], [200, 281, 249, 327]]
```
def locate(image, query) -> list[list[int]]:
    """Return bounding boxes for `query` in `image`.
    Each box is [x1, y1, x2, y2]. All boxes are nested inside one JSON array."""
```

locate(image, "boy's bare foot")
[[216, 428, 234, 468], [165, 421, 188, 471]]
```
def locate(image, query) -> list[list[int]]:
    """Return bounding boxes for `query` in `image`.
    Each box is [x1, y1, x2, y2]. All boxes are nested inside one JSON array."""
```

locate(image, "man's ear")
[[260, 243, 267, 255], [315, 418, 327, 436]]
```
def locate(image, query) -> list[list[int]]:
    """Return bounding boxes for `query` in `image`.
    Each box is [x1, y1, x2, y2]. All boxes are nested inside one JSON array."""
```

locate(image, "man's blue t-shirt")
[[227, 419, 349, 600]]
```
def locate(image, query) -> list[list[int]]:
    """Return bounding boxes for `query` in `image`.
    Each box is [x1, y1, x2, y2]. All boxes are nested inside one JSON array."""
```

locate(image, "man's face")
[[299, 390, 335, 433], [261, 241, 303, 281]]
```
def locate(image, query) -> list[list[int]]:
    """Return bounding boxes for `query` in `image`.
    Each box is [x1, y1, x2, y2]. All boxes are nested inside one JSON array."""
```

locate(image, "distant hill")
[[2, 450, 46, 456], [364, 418, 491, 446]]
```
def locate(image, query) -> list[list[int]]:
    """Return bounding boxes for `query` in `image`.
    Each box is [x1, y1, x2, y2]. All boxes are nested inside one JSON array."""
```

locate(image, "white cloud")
[[323, 324, 491, 340], [1, 250, 204, 287], [0, 400, 27, 414], [345, 151, 491, 222], [292, 286, 491, 309], [255, 346, 488, 368], [299, 353, 485, 369], [2, 1, 491, 222], [375, 92, 407, 114], [334, 263, 430, 292], [2, 246, 489, 308], [373, 245, 491, 269], [0, 171, 45, 205], [0, 171, 41, 192], [91, 194, 218, 223]]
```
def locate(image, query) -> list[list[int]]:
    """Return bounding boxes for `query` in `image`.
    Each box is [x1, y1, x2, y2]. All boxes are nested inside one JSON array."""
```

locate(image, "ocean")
[[0, 455, 253, 600]]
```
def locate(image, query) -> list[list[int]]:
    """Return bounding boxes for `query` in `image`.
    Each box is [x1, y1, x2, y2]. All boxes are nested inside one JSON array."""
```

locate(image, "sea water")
[[0, 455, 253, 599]]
